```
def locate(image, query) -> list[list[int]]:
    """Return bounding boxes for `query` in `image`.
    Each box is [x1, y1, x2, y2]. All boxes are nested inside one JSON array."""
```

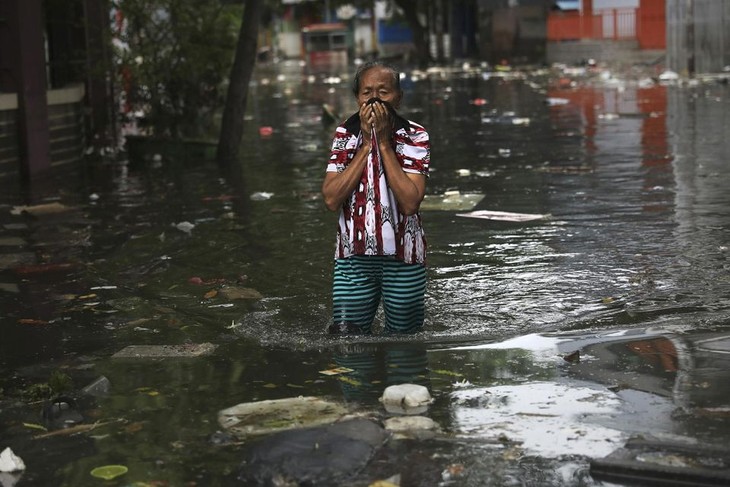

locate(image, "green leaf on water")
[[338, 376, 362, 386], [90, 464, 128, 480], [23, 422, 48, 432]]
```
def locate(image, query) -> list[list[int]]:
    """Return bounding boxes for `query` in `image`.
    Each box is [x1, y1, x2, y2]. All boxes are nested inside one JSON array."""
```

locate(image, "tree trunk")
[[393, 0, 431, 68], [217, 0, 262, 165]]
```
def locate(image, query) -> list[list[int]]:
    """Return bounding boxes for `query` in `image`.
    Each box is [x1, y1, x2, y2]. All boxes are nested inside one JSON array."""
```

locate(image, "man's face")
[[356, 66, 402, 109]]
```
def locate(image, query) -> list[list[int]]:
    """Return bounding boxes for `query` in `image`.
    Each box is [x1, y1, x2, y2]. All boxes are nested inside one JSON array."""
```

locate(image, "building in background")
[[547, 0, 666, 65], [0, 0, 112, 183]]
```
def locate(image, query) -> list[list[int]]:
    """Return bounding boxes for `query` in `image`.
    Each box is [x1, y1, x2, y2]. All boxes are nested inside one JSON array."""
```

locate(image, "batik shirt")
[[326, 112, 430, 265]]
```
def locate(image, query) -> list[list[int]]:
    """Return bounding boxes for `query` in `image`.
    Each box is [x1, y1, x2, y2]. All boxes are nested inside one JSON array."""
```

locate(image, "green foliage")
[[20, 370, 74, 401], [22, 382, 53, 402], [114, 0, 242, 138], [48, 370, 74, 394]]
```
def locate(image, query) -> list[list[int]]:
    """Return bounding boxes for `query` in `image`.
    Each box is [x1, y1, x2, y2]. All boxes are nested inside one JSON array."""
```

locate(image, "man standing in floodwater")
[[321, 61, 431, 335]]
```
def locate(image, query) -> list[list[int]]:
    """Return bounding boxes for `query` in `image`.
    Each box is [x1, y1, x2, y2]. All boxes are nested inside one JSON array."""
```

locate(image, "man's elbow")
[[322, 194, 340, 212], [400, 202, 420, 216]]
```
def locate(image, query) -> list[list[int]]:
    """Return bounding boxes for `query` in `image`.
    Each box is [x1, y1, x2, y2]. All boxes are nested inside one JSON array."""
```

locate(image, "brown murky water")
[[1, 61, 729, 486]]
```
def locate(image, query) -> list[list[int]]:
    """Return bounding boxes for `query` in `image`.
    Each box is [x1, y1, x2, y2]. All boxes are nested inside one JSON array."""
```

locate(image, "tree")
[[392, 0, 431, 67], [114, 0, 241, 138], [216, 0, 263, 165]]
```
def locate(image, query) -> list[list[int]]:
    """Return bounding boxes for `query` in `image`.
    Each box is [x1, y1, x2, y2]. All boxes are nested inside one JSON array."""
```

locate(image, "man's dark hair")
[[352, 61, 401, 95]]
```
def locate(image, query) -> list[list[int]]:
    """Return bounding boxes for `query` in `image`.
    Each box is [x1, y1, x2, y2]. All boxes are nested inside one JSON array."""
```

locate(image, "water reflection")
[[333, 344, 431, 405]]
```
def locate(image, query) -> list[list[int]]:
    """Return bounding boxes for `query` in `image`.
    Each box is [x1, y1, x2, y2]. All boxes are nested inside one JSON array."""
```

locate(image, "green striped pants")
[[332, 256, 426, 334]]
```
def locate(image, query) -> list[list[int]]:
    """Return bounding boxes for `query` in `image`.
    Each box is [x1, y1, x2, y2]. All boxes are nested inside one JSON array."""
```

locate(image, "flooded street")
[[1, 61, 730, 486]]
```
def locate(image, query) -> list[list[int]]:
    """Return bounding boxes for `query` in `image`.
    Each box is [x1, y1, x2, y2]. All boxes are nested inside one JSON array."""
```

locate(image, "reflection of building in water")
[[334, 344, 431, 405], [561, 331, 730, 413], [546, 83, 672, 214], [668, 84, 730, 251], [547, 85, 668, 165]]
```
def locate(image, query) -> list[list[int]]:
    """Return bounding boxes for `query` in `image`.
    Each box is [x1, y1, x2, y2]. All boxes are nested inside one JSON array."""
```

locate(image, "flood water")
[[1, 61, 730, 486]]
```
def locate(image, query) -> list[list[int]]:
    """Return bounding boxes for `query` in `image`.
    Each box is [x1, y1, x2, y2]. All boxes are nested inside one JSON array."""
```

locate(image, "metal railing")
[[548, 8, 637, 41]]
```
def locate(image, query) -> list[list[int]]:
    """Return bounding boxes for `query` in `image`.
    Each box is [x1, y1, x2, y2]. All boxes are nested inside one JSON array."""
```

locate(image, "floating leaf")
[[18, 318, 48, 326], [124, 422, 145, 434], [286, 383, 305, 389], [23, 422, 48, 432], [203, 289, 218, 299], [263, 383, 277, 389], [90, 465, 128, 480], [338, 376, 362, 387]]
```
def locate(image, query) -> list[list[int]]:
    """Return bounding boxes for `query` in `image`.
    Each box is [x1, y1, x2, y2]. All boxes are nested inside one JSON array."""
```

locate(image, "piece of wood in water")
[[112, 343, 217, 359]]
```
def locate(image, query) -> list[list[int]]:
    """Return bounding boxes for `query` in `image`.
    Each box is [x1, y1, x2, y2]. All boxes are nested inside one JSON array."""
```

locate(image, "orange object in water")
[[259, 126, 274, 137]]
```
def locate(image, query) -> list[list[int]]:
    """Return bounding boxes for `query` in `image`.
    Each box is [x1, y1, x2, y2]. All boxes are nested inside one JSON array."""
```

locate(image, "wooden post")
[[10, 0, 51, 180]]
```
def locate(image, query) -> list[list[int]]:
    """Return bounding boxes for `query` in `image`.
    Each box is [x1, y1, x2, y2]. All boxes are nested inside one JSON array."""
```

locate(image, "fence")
[[548, 8, 637, 41]]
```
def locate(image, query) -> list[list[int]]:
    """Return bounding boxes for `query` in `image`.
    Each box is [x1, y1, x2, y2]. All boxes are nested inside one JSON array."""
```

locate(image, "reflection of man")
[[321, 61, 431, 335], [334, 344, 431, 404]]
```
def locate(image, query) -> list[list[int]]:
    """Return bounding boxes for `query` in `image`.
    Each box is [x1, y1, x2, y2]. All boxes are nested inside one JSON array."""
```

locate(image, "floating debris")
[[561, 350, 581, 363], [319, 366, 354, 376], [218, 396, 348, 438], [10, 202, 71, 216], [90, 465, 128, 481], [250, 192, 274, 201], [0, 448, 25, 473], [546, 97, 570, 106], [456, 210, 549, 222], [174, 221, 195, 233], [379, 383, 433, 414], [420, 191, 485, 211], [481, 114, 531, 125], [112, 343, 217, 359], [658, 70, 680, 82]]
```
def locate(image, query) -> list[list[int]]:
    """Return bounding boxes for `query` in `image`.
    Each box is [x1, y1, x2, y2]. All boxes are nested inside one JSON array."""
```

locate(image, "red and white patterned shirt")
[[326, 112, 430, 265]]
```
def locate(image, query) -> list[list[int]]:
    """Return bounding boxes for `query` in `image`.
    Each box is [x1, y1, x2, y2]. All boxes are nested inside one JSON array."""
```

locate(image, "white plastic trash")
[[0, 447, 25, 473], [379, 384, 433, 414]]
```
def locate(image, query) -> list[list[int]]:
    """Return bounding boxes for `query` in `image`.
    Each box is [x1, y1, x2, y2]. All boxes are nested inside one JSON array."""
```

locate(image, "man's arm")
[[371, 102, 426, 216], [378, 144, 426, 216], [321, 141, 371, 212]]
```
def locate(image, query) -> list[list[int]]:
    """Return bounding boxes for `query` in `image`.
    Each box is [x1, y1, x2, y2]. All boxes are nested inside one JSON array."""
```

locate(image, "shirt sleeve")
[[398, 124, 430, 177], [326, 126, 356, 173]]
